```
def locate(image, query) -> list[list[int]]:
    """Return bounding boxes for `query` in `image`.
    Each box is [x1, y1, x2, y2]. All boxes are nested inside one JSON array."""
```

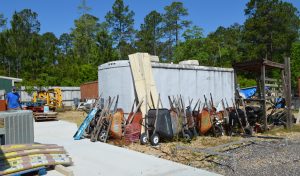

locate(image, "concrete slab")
[[34, 120, 220, 176]]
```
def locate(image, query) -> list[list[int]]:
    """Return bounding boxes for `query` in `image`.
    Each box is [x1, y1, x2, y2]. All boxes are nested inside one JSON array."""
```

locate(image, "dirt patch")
[[123, 136, 242, 171], [264, 125, 300, 137], [57, 111, 86, 127]]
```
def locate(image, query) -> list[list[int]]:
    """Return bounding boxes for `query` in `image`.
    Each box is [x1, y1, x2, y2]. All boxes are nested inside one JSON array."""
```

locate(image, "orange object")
[[199, 108, 212, 135], [110, 109, 124, 139], [0, 100, 7, 111], [127, 112, 142, 125]]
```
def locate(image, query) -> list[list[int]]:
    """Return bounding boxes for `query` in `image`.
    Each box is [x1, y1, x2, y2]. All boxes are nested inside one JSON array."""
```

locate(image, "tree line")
[[0, 0, 299, 89]]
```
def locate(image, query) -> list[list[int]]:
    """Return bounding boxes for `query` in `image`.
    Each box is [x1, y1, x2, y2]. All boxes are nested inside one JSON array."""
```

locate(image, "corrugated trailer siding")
[[99, 63, 135, 112], [80, 81, 99, 99], [98, 60, 235, 114], [0, 110, 34, 145], [153, 66, 234, 108]]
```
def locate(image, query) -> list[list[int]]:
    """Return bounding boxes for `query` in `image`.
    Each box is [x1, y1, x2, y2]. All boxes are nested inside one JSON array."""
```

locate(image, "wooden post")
[[281, 70, 287, 99], [285, 57, 292, 129], [261, 64, 267, 131]]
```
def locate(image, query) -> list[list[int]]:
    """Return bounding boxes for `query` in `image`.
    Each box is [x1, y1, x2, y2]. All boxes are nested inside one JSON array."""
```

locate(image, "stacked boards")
[[129, 53, 159, 135], [0, 144, 72, 175]]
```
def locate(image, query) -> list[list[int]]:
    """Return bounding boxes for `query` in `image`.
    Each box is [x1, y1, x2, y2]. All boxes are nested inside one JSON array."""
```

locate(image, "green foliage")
[[174, 38, 206, 63], [59, 33, 72, 55], [136, 10, 164, 57], [0, 13, 6, 30], [175, 24, 243, 67], [0, 0, 299, 91], [0, 8, 117, 87], [11, 9, 40, 34], [205, 24, 244, 67], [163, 1, 191, 61], [105, 0, 135, 59], [182, 26, 203, 40], [243, 0, 300, 61], [291, 42, 300, 88], [237, 76, 257, 88], [24, 86, 35, 95], [96, 30, 118, 63], [71, 14, 101, 64]]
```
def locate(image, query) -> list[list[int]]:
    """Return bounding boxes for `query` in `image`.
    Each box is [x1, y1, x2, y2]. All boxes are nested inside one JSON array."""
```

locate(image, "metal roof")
[[232, 59, 284, 72], [99, 60, 233, 72], [0, 76, 22, 82]]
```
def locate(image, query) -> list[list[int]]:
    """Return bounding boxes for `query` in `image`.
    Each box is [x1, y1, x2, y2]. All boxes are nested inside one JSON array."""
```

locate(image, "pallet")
[[34, 112, 58, 121], [0, 153, 72, 175], [1, 144, 62, 153], [0, 147, 66, 160], [5, 166, 47, 176]]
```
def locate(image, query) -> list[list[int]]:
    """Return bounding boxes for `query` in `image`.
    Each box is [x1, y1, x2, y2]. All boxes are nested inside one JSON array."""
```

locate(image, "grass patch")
[[197, 136, 241, 147], [57, 111, 87, 127], [265, 124, 300, 136]]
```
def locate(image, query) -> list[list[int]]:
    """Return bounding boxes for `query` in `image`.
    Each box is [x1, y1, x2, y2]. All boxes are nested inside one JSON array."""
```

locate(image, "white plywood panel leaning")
[[129, 53, 147, 134], [143, 53, 159, 108], [129, 53, 159, 135], [129, 53, 147, 114]]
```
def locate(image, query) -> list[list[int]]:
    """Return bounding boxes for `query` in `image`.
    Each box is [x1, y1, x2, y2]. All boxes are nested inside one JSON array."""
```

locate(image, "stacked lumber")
[[34, 112, 58, 121], [129, 53, 159, 136], [0, 144, 72, 175]]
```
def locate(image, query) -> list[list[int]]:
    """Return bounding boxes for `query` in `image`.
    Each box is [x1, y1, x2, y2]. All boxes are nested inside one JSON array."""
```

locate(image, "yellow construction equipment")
[[32, 88, 63, 109]]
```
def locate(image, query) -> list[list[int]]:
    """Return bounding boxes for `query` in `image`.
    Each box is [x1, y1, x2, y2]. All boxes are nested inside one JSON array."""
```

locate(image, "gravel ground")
[[211, 136, 300, 176], [59, 111, 300, 175]]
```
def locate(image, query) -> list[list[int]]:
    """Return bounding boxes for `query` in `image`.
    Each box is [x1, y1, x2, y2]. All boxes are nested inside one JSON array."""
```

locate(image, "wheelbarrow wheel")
[[244, 127, 253, 136], [150, 133, 160, 146], [214, 125, 223, 137], [140, 133, 148, 145], [98, 130, 107, 142], [183, 130, 192, 141]]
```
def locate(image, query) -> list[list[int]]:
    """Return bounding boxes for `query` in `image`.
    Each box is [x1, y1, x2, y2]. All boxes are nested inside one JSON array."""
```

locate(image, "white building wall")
[[98, 60, 235, 113]]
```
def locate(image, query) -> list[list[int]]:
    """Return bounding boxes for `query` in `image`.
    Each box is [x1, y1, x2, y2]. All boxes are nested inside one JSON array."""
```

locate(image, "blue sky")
[[0, 0, 299, 37]]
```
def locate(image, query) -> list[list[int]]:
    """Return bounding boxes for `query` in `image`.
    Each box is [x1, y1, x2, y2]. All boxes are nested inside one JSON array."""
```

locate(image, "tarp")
[[239, 87, 257, 99], [239, 87, 270, 99]]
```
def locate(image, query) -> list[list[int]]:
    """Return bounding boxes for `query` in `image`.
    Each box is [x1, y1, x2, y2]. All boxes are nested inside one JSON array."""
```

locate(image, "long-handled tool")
[[193, 99, 200, 112], [231, 98, 245, 134], [204, 95, 216, 136], [149, 94, 162, 146], [73, 98, 101, 140], [91, 97, 115, 142], [168, 96, 175, 110], [128, 98, 144, 124], [239, 96, 253, 135], [89, 99, 110, 141], [180, 95, 192, 140], [103, 95, 119, 143]]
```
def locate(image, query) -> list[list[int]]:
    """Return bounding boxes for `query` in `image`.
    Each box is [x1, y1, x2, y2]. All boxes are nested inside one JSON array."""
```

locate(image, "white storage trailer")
[[98, 60, 235, 114]]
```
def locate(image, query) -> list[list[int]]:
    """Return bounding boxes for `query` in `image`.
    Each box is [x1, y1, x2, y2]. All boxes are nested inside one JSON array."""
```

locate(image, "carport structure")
[[232, 58, 292, 130]]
